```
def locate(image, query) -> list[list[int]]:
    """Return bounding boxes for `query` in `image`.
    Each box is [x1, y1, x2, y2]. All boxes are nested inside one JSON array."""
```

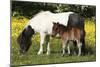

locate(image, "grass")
[[11, 17, 96, 66]]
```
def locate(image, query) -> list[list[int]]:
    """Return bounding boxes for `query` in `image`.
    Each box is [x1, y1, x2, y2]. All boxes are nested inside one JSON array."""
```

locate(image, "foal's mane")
[[58, 23, 70, 32]]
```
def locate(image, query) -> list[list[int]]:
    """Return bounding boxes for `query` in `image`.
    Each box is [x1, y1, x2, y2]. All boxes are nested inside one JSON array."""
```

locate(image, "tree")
[[12, 1, 96, 18]]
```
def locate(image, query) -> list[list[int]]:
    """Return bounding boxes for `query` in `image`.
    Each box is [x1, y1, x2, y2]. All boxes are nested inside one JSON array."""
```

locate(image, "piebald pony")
[[17, 11, 85, 55]]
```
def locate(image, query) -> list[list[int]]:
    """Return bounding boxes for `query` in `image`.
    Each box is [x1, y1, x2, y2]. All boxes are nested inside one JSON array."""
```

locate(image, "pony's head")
[[17, 25, 35, 54], [52, 22, 60, 37]]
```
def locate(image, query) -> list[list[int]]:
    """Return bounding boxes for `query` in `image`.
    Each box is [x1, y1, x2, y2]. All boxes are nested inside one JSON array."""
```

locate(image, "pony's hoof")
[[61, 54, 65, 57], [46, 52, 50, 55], [78, 54, 81, 57], [37, 51, 43, 55], [68, 53, 72, 56]]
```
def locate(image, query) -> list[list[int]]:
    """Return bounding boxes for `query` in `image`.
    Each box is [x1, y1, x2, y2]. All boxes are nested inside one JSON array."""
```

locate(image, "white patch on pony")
[[53, 12, 74, 26], [27, 11, 74, 34], [28, 11, 54, 34]]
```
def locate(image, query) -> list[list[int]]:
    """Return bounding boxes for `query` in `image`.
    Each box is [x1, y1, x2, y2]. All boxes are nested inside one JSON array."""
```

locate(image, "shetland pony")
[[52, 22, 85, 56], [17, 11, 85, 55]]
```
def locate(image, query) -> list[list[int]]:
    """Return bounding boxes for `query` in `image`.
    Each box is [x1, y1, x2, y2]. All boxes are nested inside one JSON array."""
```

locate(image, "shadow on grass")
[[85, 45, 96, 55]]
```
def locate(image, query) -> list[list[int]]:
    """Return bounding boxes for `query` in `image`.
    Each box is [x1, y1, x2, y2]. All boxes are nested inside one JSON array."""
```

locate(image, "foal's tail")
[[80, 29, 86, 55]]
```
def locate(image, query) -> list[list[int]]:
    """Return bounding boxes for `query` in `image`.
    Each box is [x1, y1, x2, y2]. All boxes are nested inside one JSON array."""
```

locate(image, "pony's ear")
[[57, 22, 59, 25], [53, 22, 56, 25]]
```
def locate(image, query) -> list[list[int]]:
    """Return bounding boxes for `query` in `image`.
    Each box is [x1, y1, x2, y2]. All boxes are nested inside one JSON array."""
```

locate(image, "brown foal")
[[52, 22, 83, 56]]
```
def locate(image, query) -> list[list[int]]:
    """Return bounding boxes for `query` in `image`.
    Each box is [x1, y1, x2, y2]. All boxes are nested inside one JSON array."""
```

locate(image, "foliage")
[[11, 17, 96, 66], [12, 1, 96, 18], [85, 19, 96, 54]]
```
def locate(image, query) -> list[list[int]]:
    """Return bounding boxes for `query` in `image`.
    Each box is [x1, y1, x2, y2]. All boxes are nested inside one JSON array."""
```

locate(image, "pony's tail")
[[80, 29, 86, 55]]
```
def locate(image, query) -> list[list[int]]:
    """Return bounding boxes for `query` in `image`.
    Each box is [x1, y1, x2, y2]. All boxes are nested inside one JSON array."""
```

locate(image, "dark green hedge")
[[12, 1, 96, 19]]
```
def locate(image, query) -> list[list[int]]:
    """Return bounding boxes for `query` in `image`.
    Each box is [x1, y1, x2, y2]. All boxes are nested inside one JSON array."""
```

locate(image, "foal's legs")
[[67, 42, 70, 55], [45, 35, 50, 55], [37, 32, 46, 55], [62, 40, 66, 56], [77, 41, 82, 56]]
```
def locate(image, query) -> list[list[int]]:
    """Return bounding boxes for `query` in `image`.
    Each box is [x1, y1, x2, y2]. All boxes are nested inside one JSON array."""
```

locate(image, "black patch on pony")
[[68, 13, 84, 30], [17, 25, 35, 54], [68, 13, 86, 55]]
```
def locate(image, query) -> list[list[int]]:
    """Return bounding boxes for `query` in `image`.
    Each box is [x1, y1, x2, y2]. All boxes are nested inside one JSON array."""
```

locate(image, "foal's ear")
[[57, 22, 59, 24], [53, 22, 56, 25], [57, 22, 59, 25]]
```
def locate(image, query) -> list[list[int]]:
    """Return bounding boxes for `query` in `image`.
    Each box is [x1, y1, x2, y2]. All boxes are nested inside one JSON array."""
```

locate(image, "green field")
[[11, 17, 96, 66]]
